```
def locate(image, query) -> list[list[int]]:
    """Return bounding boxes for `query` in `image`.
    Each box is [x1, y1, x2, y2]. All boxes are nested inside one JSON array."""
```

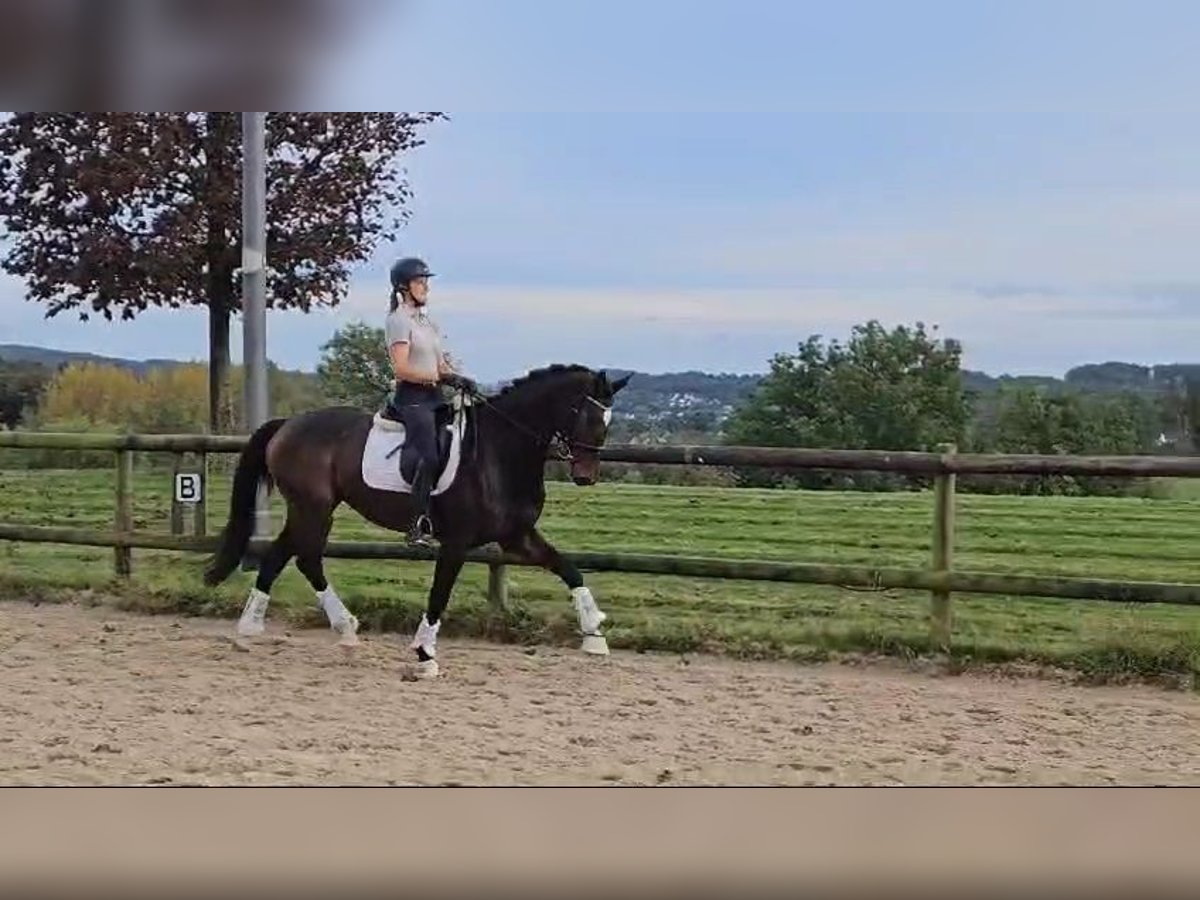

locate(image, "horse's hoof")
[[581, 634, 610, 656], [416, 658, 440, 679], [236, 621, 265, 639], [334, 614, 359, 647]]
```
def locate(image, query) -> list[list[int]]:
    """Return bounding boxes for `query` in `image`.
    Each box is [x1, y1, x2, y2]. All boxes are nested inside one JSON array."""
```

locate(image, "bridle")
[[458, 387, 611, 462], [550, 394, 611, 461]]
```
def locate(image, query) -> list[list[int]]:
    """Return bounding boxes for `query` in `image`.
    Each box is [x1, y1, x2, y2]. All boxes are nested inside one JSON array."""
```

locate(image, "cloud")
[[697, 188, 1200, 298], [397, 113, 1200, 316], [342, 281, 1173, 328]]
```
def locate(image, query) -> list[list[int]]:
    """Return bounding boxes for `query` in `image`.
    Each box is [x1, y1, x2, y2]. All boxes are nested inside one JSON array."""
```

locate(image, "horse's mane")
[[489, 363, 596, 401]]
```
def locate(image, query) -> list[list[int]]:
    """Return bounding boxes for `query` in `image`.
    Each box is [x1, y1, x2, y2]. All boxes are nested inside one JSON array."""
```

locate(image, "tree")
[[724, 320, 971, 488], [963, 384, 1162, 496], [316, 321, 394, 411], [140, 364, 210, 433], [1157, 376, 1200, 452], [37, 361, 143, 429], [0, 111, 446, 433], [0, 359, 52, 429], [225, 361, 326, 422], [33, 359, 327, 436]]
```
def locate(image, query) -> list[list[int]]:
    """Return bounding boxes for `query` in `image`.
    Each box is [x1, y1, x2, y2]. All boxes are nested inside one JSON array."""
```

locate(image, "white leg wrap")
[[571, 586, 606, 635], [237, 588, 270, 636], [416, 658, 440, 679], [572, 586, 609, 656], [317, 586, 358, 645], [409, 614, 441, 656]]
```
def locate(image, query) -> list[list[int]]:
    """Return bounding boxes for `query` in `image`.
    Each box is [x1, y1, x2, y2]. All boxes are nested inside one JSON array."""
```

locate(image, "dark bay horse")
[[202, 363, 630, 678]]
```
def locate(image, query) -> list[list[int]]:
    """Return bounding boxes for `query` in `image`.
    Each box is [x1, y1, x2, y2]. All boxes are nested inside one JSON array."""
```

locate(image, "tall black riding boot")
[[406, 461, 436, 548]]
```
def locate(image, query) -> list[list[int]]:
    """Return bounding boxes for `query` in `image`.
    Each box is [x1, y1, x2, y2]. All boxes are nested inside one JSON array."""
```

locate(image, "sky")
[[4, 0, 1200, 383]]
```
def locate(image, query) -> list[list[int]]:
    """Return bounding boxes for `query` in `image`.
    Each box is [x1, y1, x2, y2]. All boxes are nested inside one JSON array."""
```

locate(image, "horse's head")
[[552, 368, 631, 485], [490, 364, 631, 485]]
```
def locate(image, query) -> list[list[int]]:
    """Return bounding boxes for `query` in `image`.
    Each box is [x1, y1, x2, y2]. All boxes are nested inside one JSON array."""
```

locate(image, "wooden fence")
[[3, 430, 1200, 648]]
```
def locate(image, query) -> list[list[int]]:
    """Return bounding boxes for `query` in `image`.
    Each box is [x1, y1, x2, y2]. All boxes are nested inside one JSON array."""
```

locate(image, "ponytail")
[[389, 286, 399, 312]]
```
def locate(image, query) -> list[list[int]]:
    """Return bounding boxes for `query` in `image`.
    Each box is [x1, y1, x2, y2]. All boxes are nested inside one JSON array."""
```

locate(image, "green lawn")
[[2, 466, 1200, 683]]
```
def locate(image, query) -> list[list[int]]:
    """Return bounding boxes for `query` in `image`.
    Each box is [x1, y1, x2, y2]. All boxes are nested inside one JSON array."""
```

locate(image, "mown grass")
[[2, 466, 1200, 686]]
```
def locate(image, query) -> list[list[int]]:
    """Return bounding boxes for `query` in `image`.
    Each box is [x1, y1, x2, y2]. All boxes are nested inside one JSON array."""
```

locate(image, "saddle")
[[376, 392, 470, 485]]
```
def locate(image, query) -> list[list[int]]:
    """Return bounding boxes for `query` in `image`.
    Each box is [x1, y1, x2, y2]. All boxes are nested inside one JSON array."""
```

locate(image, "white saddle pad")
[[361, 400, 468, 495]]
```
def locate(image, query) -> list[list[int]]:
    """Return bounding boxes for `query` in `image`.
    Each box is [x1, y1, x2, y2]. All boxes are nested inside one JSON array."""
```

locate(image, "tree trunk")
[[203, 112, 238, 434], [208, 300, 232, 434]]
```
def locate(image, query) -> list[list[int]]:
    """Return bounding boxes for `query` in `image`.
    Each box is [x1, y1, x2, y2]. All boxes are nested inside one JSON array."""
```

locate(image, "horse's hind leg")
[[235, 525, 296, 638], [292, 508, 359, 646]]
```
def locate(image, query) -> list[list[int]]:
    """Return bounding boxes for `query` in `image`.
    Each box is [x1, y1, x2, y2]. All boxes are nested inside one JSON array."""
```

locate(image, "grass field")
[[2, 465, 1200, 684]]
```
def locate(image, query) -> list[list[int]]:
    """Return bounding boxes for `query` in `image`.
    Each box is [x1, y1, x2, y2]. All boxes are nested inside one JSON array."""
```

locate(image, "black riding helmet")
[[390, 256, 435, 294]]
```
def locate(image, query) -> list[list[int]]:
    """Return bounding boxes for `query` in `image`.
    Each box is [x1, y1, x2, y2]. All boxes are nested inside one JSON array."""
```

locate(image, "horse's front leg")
[[410, 545, 466, 679], [501, 528, 609, 656]]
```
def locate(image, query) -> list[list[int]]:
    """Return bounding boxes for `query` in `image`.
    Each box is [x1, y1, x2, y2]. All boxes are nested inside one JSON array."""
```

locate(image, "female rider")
[[385, 256, 477, 547]]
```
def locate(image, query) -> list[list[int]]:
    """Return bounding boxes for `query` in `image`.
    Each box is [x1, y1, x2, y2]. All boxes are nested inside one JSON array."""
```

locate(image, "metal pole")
[[242, 111, 271, 547]]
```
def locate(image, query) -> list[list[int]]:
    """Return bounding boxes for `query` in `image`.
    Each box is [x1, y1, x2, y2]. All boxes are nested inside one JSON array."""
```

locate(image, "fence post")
[[194, 451, 207, 537], [930, 442, 957, 649], [114, 448, 133, 577], [170, 452, 185, 536], [487, 563, 509, 612]]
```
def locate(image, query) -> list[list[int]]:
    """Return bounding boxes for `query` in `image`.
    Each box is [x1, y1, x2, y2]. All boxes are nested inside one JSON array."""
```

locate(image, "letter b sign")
[[175, 472, 202, 504]]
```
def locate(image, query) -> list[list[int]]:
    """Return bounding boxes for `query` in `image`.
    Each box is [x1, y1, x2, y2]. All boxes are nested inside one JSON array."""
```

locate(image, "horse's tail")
[[202, 417, 288, 587]]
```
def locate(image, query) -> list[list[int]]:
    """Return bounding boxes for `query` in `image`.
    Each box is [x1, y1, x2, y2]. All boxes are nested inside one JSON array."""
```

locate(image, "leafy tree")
[[34, 359, 327, 437], [0, 359, 51, 428], [316, 321, 394, 410], [725, 320, 971, 488], [228, 362, 326, 422], [0, 111, 446, 433], [982, 386, 1158, 458], [37, 361, 143, 429], [141, 364, 211, 433], [963, 384, 1163, 496], [1156, 376, 1200, 452]]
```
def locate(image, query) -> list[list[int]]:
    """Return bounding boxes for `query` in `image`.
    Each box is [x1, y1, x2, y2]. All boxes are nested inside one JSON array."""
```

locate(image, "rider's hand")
[[443, 372, 479, 394]]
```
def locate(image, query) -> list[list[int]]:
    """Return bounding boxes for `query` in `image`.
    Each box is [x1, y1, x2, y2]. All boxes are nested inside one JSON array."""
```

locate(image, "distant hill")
[[1064, 361, 1200, 393], [0, 343, 186, 375], [2, 343, 1197, 438], [961, 370, 1065, 395], [963, 361, 1200, 397], [598, 367, 763, 435]]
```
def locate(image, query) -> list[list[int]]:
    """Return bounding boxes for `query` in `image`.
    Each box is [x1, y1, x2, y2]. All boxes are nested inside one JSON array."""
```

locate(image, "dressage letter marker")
[[175, 472, 203, 504]]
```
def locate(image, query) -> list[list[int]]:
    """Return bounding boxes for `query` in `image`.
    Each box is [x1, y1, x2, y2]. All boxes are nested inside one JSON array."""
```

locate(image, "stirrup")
[[407, 514, 436, 547]]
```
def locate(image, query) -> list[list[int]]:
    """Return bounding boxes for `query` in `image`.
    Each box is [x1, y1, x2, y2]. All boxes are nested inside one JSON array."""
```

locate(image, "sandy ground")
[[2, 600, 1200, 785]]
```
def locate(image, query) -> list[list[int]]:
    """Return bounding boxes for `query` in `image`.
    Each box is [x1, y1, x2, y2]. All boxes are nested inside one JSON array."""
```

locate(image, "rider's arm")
[[389, 340, 438, 386], [385, 313, 438, 385]]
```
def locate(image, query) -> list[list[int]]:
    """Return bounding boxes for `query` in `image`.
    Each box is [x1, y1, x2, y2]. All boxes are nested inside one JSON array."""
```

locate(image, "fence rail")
[[2, 429, 1200, 649], [4, 430, 1200, 476], [2, 522, 1198, 606]]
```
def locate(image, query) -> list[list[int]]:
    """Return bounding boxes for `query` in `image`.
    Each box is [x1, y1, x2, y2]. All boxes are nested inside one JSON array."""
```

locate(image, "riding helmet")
[[390, 256, 435, 292]]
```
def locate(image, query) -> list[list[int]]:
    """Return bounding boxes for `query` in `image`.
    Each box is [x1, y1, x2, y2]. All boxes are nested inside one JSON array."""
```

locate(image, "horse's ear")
[[611, 373, 632, 393]]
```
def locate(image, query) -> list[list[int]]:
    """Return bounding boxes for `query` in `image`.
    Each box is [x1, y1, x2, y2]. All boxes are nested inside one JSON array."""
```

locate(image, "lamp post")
[[242, 111, 270, 545]]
